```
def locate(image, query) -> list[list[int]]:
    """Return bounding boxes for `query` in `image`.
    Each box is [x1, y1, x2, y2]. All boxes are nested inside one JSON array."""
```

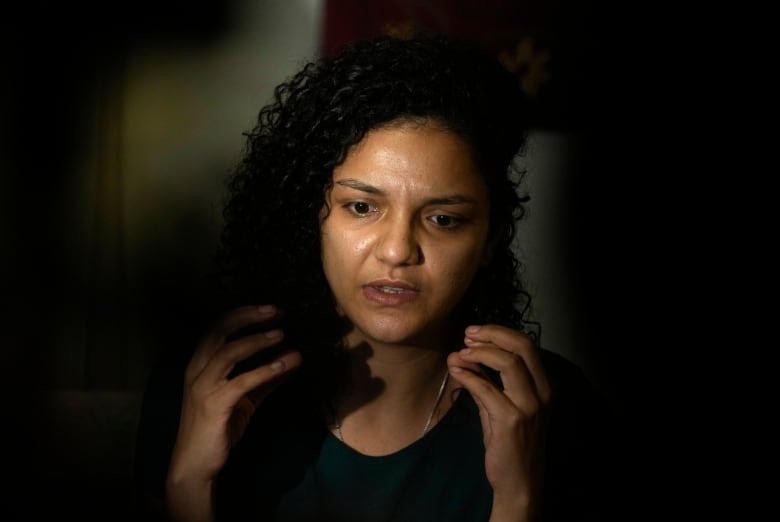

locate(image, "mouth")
[[365, 279, 419, 292], [374, 286, 409, 294], [363, 280, 420, 305]]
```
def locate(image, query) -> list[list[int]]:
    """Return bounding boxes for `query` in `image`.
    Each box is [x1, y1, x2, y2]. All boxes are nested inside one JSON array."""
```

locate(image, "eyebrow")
[[335, 179, 385, 195], [335, 178, 478, 205]]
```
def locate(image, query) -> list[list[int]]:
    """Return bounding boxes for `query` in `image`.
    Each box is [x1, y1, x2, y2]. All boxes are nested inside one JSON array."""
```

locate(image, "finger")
[[219, 350, 303, 406], [209, 304, 279, 347], [447, 351, 487, 376], [447, 364, 517, 422], [458, 344, 540, 414], [198, 329, 287, 385], [189, 305, 279, 377], [465, 325, 551, 403]]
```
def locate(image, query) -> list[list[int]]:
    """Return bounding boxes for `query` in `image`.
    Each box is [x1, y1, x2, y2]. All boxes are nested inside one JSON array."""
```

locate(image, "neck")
[[341, 326, 453, 399], [329, 331, 457, 455]]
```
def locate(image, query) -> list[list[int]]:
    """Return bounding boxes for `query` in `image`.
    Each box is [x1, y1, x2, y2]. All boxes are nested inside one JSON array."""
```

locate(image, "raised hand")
[[166, 305, 302, 522], [447, 324, 551, 522]]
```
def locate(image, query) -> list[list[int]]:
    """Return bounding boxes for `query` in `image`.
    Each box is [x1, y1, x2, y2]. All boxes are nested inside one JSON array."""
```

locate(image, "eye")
[[345, 201, 377, 216], [429, 214, 461, 228]]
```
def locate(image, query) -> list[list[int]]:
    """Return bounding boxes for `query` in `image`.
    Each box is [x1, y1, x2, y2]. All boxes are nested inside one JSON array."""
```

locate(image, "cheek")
[[351, 234, 374, 255], [320, 227, 338, 278], [321, 226, 375, 290], [323, 227, 372, 260], [431, 241, 486, 288]]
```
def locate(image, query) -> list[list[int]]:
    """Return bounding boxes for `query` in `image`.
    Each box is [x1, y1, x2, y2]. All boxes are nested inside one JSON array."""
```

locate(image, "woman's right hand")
[[165, 304, 302, 522]]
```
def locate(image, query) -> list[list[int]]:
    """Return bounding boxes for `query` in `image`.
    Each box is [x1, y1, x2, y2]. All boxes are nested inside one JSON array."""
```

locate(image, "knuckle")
[[189, 378, 210, 398], [230, 369, 263, 389], [475, 379, 495, 396], [505, 402, 541, 428], [495, 352, 525, 376], [539, 386, 553, 405], [505, 410, 523, 427]]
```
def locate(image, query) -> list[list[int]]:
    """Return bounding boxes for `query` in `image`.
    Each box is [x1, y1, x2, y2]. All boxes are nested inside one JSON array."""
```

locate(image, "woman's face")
[[320, 120, 492, 348]]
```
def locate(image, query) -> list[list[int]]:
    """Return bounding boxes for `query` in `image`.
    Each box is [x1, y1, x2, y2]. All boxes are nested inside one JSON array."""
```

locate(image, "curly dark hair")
[[216, 33, 536, 399]]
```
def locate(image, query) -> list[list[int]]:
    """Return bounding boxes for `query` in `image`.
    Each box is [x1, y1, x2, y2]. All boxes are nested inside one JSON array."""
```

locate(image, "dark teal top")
[[273, 391, 491, 522], [135, 348, 617, 521]]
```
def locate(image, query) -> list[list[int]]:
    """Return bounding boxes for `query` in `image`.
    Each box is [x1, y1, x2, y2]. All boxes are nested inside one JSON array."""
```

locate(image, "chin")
[[360, 327, 416, 346], [353, 316, 443, 347]]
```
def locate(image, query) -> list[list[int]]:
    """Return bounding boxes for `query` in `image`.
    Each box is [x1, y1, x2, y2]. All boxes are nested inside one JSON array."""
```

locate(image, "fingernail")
[[460, 348, 472, 355], [449, 366, 463, 373], [264, 329, 283, 340], [465, 325, 481, 334], [258, 305, 276, 315], [271, 359, 285, 372], [464, 337, 476, 344]]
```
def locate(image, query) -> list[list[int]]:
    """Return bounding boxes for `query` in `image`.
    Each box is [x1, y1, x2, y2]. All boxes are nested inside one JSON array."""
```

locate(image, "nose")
[[375, 215, 422, 266]]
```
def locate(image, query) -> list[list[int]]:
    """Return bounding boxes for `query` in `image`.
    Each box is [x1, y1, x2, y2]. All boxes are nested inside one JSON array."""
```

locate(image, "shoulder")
[[538, 348, 598, 396], [537, 348, 620, 521], [537, 347, 613, 438], [538, 347, 590, 386]]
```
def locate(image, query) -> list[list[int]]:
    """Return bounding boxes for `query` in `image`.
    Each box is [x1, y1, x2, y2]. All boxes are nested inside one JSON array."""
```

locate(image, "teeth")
[[379, 286, 404, 294]]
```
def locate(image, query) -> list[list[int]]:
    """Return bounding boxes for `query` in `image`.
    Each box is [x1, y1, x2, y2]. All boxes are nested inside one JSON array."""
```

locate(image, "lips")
[[374, 286, 407, 294], [363, 279, 420, 305]]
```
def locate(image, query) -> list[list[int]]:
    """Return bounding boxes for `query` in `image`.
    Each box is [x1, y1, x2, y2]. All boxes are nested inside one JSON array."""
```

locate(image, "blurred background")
[[2, 0, 632, 519]]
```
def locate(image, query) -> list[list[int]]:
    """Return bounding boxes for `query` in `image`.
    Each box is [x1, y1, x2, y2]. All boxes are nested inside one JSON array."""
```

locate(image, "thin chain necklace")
[[333, 369, 450, 442]]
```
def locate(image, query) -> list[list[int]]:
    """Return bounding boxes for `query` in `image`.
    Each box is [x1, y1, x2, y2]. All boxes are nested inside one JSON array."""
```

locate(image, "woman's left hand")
[[447, 324, 552, 521]]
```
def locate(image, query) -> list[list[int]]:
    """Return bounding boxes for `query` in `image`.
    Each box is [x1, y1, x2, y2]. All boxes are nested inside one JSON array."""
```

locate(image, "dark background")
[[1, 0, 683, 519]]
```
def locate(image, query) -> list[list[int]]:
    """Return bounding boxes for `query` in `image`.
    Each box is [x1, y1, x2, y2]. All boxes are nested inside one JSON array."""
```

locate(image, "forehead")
[[333, 121, 486, 196]]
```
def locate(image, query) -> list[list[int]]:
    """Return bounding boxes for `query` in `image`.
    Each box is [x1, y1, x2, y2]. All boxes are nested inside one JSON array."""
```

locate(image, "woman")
[[135, 33, 613, 522]]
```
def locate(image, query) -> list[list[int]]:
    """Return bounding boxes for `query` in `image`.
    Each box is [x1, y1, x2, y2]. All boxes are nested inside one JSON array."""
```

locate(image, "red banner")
[[323, 0, 597, 130]]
